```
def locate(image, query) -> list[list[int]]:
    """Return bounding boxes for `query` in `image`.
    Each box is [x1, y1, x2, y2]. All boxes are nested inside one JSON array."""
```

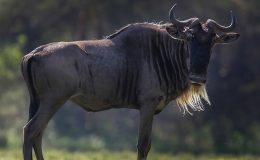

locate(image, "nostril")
[[189, 74, 207, 84]]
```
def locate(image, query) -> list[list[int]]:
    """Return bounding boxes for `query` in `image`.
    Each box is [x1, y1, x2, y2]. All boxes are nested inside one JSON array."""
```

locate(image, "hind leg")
[[33, 132, 44, 160], [27, 101, 45, 160], [23, 115, 46, 160], [23, 99, 64, 160]]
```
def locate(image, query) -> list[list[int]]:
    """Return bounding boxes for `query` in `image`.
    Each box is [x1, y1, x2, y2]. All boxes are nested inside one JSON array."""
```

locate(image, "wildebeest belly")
[[69, 93, 138, 111]]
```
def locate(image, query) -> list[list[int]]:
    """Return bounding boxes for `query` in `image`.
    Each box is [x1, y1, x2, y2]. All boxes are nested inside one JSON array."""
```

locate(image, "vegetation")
[[0, 0, 259, 156], [0, 150, 259, 160]]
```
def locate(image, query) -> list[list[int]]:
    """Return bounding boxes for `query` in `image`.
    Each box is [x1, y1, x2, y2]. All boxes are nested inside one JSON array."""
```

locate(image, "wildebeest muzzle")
[[189, 73, 207, 85]]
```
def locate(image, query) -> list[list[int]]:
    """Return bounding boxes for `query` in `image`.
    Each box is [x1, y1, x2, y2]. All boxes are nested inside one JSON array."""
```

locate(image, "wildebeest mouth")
[[189, 73, 207, 85]]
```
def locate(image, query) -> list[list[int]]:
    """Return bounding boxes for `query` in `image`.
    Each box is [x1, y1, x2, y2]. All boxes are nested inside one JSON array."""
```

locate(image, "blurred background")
[[0, 0, 259, 156]]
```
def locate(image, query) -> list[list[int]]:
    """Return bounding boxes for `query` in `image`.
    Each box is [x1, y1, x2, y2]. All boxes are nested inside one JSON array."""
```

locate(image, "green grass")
[[0, 149, 259, 160]]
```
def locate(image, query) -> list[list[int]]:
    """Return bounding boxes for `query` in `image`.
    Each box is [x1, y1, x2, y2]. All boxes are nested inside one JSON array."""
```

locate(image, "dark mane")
[[105, 22, 171, 39]]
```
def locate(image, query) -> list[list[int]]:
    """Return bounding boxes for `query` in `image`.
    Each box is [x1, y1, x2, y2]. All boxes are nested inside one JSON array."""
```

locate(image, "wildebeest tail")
[[21, 54, 39, 120]]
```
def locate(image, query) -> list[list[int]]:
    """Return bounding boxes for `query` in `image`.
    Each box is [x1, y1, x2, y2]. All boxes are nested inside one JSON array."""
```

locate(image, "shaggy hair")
[[105, 22, 211, 115], [176, 84, 210, 115]]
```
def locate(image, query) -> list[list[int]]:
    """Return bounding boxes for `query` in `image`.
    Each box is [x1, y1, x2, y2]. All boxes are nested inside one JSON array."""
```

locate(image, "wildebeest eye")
[[211, 33, 217, 42], [185, 30, 194, 41]]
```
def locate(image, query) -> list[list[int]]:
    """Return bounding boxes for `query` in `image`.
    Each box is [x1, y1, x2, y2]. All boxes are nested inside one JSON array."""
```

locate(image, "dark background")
[[0, 0, 259, 155]]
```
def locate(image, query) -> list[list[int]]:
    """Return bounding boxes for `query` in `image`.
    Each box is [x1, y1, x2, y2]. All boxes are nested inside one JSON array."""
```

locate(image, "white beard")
[[176, 84, 210, 115]]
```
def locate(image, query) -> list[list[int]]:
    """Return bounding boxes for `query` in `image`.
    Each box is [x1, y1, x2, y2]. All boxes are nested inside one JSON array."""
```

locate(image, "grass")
[[0, 149, 259, 160]]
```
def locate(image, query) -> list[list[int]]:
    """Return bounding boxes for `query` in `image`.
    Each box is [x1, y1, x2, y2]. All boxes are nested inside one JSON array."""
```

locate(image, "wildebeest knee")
[[23, 124, 39, 141], [137, 140, 151, 158], [137, 144, 145, 158]]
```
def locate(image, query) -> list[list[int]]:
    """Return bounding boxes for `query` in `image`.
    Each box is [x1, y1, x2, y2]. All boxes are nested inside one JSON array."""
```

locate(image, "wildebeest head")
[[166, 4, 240, 85]]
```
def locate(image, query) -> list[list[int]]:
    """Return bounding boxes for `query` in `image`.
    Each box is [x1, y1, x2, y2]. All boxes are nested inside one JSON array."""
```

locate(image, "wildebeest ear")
[[215, 33, 240, 44], [166, 26, 186, 40]]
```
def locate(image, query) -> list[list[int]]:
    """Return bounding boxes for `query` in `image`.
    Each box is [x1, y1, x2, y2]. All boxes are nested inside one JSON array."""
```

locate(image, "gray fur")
[[21, 20, 239, 159], [22, 23, 189, 160]]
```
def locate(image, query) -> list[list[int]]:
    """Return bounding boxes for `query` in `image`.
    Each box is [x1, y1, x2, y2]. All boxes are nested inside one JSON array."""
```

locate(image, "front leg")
[[137, 102, 157, 160]]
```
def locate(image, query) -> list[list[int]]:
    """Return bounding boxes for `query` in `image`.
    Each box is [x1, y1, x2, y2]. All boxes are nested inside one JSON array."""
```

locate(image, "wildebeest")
[[21, 4, 239, 160]]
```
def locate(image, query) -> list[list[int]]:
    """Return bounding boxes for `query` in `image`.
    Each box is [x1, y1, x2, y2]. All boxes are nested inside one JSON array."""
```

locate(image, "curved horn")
[[169, 3, 199, 27], [206, 11, 236, 32]]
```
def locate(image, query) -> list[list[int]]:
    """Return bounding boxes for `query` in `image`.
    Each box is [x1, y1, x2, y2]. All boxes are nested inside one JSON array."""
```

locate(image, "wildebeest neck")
[[108, 23, 190, 101]]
